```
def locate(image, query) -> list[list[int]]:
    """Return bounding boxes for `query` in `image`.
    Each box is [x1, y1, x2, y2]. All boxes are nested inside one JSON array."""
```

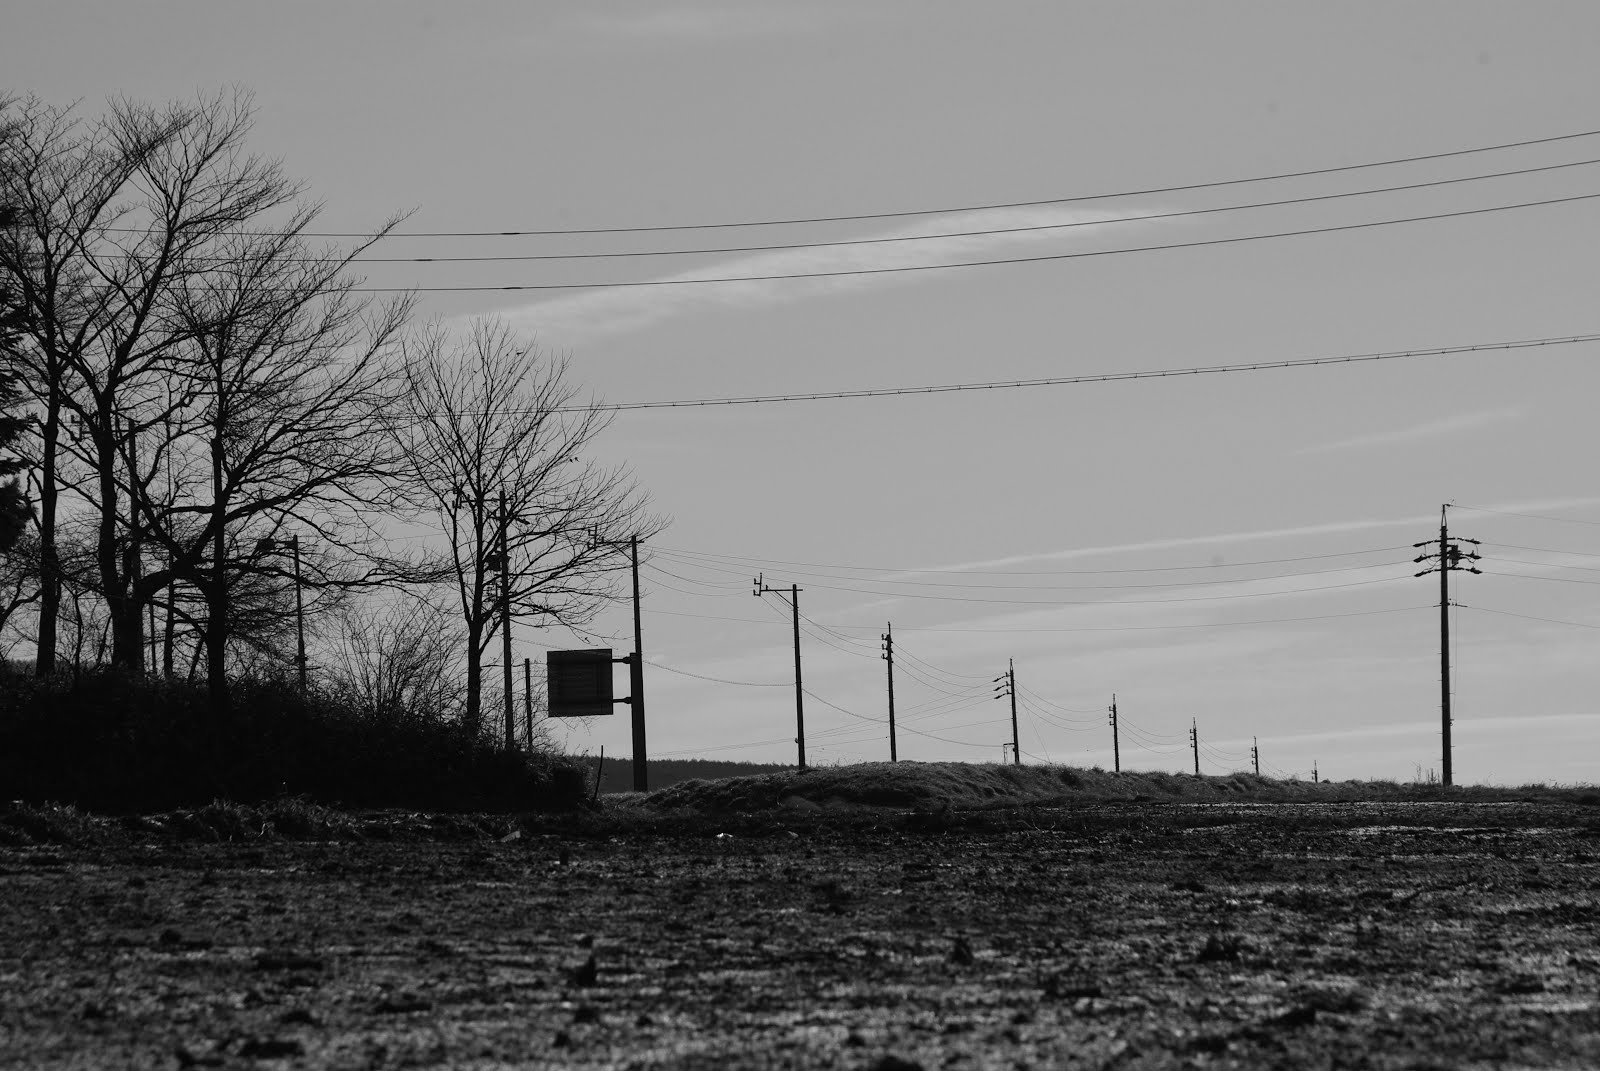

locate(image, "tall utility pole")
[[882, 623, 898, 762], [1108, 694, 1120, 773], [161, 414, 175, 678], [1251, 736, 1260, 776], [523, 656, 533, 750], [588, 531, 649, 789], [290, 534, 306, 693], [628, 535, 647, 790], [754, 575, 805, 769], [1414, 504, 1480, 787], [124, 417, 143, 669], [993, 660, 1020, 767], [1189, 718, 1200, 776], [499, 491, 514, 752]]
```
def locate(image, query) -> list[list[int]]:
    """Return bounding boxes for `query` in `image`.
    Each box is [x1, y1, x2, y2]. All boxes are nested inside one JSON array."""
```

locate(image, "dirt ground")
[[3, 799, 1600, 1070]]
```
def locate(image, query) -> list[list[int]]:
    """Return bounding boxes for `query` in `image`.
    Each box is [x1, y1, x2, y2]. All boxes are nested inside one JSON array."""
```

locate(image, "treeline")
[[0, 90, 661, 806]]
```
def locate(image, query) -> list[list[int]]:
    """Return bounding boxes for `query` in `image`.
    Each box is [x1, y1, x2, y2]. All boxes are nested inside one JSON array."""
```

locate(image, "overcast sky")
[[8, 1, 1600, 784]]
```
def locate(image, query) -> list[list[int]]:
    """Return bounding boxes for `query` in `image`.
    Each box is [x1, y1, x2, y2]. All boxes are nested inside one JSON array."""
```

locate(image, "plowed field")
[[3, 799, 1599, 1069]]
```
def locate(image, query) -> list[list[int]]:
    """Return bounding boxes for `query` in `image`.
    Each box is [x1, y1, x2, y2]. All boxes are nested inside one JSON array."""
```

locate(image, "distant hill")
[[580, 757, 797, 795]]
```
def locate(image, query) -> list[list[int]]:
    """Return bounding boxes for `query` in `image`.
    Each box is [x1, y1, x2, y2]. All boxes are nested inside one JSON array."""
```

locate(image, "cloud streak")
[[493, 203, 1171, 346], [1294, 408, 1523, 455]]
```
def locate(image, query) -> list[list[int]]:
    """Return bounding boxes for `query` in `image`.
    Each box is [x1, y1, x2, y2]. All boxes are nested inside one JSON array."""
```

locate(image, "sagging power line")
[[118, 125, 1600, 238]]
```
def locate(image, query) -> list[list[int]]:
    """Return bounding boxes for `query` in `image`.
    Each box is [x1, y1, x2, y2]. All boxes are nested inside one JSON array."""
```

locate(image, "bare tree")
[[138, 213, 412, 715], [0, 90, 301, 674], [0, 532, 41, 656], [396, 319, 662, 737], [324, 592, 465, 724]]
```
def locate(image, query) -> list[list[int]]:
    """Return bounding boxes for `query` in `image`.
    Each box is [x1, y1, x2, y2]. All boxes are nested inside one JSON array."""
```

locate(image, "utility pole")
[[125, 416, 142, 670], [161, 413, 175, 678], [1414, 504, 1480, 787], [523, 656, 533, 750], [499, 491, 514, 752], [1108, 694, 1120, 773], [587, 530, 649, 789], [993, 659, 1020, 767], [628, 535, 647, 790], [1313, 760, 1319, 784], [1251, 736, 1259, 776], [754, 574, 805, 769], [290, 534, 306, 693], [882, 623, 898, 762], [1189, 718, 1200, 776]]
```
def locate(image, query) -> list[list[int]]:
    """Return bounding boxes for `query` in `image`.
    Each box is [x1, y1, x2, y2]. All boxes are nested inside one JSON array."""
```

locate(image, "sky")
[[6, 1, 1600, 784]]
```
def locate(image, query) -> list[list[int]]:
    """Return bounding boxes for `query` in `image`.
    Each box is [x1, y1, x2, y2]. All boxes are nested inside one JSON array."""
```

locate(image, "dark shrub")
[[0, 665, 587, 812]]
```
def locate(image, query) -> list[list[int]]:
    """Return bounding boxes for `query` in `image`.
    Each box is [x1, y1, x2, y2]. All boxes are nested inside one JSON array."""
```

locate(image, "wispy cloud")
[[892, 513, 1427, 580], [493, 203, 1170, 346], [1294, 408, 1523, 455], [886, 496, 1600, 579]]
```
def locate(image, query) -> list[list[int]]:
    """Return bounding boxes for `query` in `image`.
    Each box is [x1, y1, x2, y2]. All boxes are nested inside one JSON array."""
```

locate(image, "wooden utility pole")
[[290, 534, 306, 692], [993, 660, 1020, 767], [629, 535, 648, 790], [1108, 694, 1120, 773], [1413, 505, 1480, 787], [499, 491, 514, 752], [124, 417, 143, 668], [1189, 718, 1200, 776], [754, 574, 805, 769], [161, 414, 175, 678], [1009, 661, 1019, 766], [882, 623, 898, 762], [523, 656, 533, 750], [1251, 736, 1259, 776]]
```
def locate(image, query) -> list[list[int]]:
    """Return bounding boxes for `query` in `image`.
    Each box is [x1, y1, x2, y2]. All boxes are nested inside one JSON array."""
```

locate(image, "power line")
[[1018, 697, 1101, 735], [1016, 685, 1104, 720], [655, 554, 1407, 593], [645, 602, 1430, 633], [1455, 503, 1600, 527], [654, 736, 797, 757], [893, 662, 993, 698], [1488, 571, 1600, 587], [125, 126, 1600, 238], [212, 156, 1600, 264], [1119, 720, 1189, 745], [725, 573, 1411, 607], [1486, 542, 1600, 560], [893, 645, 994, 683], [645, 661, 788, 688], [553, 331, 1600, 413], [1464, 605, 1600, 630], [1483, 554, 1600, 574], [655, 542, 1409, 577], [801, 688, 885, 726], [349, 190, 1600, 291]]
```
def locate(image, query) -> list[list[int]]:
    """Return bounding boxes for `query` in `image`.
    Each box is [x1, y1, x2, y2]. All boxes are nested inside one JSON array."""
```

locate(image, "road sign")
[[547, 649, 617, 718]]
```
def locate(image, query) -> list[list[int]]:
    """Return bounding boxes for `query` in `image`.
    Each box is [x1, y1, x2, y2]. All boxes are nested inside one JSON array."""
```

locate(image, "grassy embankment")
[[624, 760, 1600, 814], [5, 749, 1596, 847]]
